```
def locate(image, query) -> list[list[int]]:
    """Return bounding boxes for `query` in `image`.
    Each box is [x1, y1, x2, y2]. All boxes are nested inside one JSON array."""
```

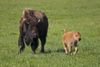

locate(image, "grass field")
[[0, 0, 100, 67]]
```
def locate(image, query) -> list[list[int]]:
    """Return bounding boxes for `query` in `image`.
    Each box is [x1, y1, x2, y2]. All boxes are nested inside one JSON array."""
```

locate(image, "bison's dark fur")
[[18, 8, 48, 54]]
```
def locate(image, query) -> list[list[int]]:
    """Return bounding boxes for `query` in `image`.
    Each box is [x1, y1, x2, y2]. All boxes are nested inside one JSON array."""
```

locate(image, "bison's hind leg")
[[40, 37, 46, 53], [40, 28, 48, 53], [31, 38, 38, 54], [40, 33, 47, 53]]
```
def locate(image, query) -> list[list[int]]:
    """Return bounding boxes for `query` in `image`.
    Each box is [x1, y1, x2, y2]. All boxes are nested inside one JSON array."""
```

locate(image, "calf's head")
[[74, 32, 81, 41], [24, 18, 40, 45]]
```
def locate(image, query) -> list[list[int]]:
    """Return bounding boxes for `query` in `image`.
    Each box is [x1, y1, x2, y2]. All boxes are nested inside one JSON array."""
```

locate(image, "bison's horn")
[[38, 19, 41, 23], [24, 19, 29, 25]]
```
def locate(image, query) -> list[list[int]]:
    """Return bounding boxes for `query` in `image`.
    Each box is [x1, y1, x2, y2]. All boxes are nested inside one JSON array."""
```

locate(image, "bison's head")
[[24, 18, 40, 45]]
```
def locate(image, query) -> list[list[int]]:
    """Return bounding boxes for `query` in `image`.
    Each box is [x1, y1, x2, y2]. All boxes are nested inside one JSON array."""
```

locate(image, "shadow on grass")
[[43, 48, 65, 54], [17, 48, 75, 55], [56, 49, 65, 52], [43, 48, 76, 54]]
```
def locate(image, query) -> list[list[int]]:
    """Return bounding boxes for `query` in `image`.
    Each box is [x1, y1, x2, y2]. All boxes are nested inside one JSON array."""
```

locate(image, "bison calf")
[[18, 8, 48, 54], [62, 29, 81, 55]]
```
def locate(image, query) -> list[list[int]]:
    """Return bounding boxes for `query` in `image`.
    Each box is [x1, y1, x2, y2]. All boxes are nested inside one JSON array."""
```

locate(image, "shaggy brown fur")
[[18, 8, 48, 54], [62, 29, 81, 55]]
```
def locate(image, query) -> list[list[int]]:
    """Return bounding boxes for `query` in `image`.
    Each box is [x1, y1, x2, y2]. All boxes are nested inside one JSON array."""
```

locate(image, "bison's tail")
[[62, 29, 67, 33]]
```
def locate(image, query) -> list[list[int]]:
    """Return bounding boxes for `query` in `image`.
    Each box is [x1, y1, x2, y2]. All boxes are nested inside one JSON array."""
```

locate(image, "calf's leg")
[[73, 45, 78, 55], [68, 45, 72, 55], [63, 42, 68, 55]]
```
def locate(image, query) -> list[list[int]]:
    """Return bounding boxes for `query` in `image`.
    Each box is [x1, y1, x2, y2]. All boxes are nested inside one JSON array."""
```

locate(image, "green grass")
[[0, 0, 100, 67]]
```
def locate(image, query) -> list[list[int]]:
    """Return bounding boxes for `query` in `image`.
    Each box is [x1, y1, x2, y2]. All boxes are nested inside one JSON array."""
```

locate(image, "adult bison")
[[18, 8, 48, 54]]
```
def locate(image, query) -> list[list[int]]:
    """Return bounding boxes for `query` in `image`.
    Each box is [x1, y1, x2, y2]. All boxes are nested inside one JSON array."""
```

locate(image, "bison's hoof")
[[32, 51, 36, 54], [40, 50, 44, 53], [18, 52, 21, 54]]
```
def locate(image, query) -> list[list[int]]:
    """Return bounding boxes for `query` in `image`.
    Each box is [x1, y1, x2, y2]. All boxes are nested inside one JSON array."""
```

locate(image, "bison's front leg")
[[31, 38, 38, 54], [18, 35, 25, 54]]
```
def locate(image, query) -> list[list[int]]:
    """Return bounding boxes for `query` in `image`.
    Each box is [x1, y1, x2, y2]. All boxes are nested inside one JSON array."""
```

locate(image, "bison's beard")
[[24, 32, 38, 45], [25, 35, 36, 45], [25, 38, 31, 45], [25, 34, 32, 45]]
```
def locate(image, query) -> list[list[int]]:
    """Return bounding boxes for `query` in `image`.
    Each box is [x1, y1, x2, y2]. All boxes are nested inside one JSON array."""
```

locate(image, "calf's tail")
[[62, 29, 67, 33]]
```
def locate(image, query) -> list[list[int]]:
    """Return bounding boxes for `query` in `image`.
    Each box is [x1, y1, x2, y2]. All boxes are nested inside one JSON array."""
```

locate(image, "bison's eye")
[[75, 35, 77, 36]]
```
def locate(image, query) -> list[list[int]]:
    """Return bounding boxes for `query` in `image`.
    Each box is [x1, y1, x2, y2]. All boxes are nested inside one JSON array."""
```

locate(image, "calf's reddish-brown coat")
[[62, 29, 81, 55]]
